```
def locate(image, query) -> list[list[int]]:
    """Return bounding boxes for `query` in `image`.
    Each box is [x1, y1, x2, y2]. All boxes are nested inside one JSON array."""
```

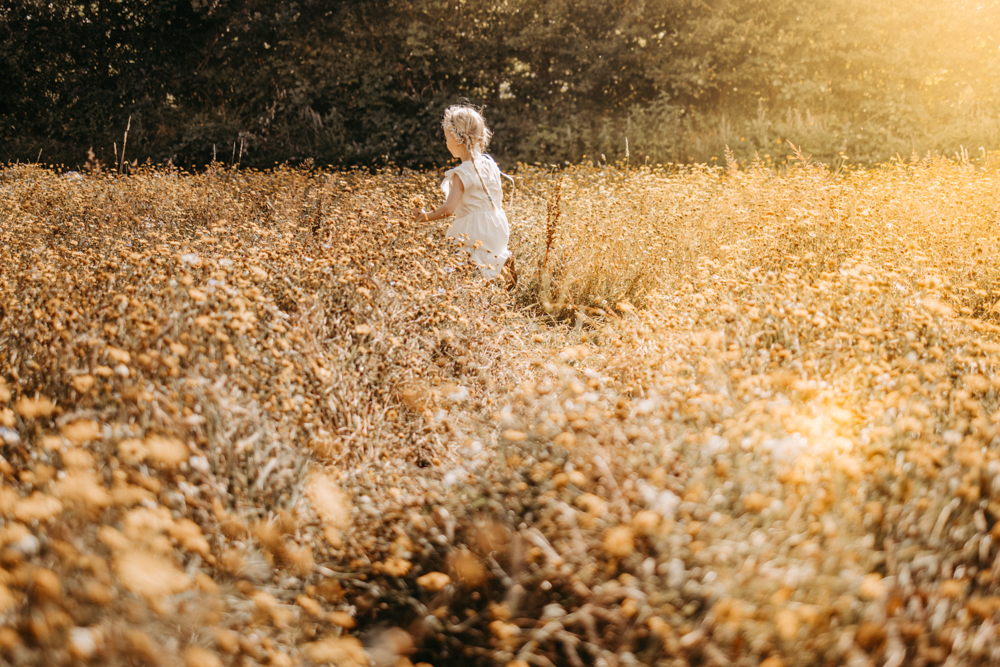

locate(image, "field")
[[2, 154, 1000, 667]]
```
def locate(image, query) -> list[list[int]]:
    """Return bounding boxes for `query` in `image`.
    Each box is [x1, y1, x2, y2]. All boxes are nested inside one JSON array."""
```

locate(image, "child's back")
[[443, 156, 510, 279], [411, 104, 513, 282]]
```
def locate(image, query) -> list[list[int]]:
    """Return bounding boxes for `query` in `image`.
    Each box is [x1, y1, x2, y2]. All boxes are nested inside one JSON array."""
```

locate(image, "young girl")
[[412, 105, 514, 284]]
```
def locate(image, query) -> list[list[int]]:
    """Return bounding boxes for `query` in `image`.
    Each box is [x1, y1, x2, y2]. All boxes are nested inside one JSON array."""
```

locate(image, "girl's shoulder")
[[442, 161, 476, 195], [447, 160, 485, 186], [444, 160, 475, 180], [480, 155, 504, 180]]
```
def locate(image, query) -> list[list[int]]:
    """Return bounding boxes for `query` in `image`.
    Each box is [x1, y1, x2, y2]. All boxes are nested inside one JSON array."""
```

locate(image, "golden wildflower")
[[114, 550, 192, 599], [306, 473, 351, 544], [858, 573, 887, 600], [71, 375, 96, 393], [603, 526, 635, 558], [302, 636, 368, 667], [328, 611, 357, 628], [14, 396, 55, 419], [183, 647, 223, 667], [13, 493, 63, 523], [116, 438, 148, 465], [51, 471, 112, 510], [60, 419, 101, 446], [448, 549, 487, 587], [143, 434, 189, 468], [416, 572, 450, 592]]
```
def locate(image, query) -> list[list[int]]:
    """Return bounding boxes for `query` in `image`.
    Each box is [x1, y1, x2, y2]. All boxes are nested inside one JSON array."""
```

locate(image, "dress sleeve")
[[442, 163, 474, 197]]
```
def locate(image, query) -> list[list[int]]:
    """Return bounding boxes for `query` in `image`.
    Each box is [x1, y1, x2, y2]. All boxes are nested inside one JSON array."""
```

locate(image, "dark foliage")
[[2, 0, 999, 169]]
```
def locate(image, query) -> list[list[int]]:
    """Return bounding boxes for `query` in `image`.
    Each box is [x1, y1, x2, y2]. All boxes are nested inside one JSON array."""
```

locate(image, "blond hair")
[[442, 105, 492, 154]]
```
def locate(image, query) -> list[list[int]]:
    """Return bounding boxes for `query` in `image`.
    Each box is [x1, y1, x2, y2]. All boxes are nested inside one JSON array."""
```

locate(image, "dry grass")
[[0, 162, 522, 666], [1, 154, 1000, 666]]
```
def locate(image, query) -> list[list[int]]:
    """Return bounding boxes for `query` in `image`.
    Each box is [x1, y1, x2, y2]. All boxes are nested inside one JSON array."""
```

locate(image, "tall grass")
[[511, 153, 1000, 320], [2, 156, 1000, 666]]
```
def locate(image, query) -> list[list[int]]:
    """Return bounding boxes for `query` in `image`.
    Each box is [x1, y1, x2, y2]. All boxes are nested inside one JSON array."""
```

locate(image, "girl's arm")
[[412, 175, 464, 222]]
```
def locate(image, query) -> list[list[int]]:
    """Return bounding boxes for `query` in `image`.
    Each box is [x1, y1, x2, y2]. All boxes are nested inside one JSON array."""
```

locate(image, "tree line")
[[2, 0, 998, 170]]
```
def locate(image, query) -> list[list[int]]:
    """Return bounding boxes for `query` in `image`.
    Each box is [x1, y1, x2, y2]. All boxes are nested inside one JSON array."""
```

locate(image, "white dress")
[[443, 155, 511, 279]]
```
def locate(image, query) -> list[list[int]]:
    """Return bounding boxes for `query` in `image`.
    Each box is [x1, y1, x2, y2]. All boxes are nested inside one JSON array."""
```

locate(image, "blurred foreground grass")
[[1, 156, 1000, 666]]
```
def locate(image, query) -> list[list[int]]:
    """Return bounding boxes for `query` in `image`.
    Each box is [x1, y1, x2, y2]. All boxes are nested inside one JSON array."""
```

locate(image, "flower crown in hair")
[[443, 119, 475, 151], [442, 109, 488, 153]]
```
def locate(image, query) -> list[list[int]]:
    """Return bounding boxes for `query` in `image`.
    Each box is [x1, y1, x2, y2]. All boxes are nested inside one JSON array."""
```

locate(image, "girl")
[[412, 105, 515, 285]]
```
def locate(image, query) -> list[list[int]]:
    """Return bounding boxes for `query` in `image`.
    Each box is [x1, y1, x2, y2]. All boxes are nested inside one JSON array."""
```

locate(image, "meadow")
[[1, 153, 1000, 667]]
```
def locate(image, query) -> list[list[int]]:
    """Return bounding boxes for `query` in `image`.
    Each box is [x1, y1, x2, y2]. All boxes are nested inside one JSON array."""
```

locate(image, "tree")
[[2, 0, 999, 168]]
